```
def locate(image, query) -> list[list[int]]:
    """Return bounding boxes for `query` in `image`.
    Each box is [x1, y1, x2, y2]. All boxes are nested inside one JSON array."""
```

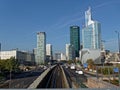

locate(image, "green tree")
[[67, 60, 74, 64], [5, 57, 19, 72], [0, 60, 6, 71]]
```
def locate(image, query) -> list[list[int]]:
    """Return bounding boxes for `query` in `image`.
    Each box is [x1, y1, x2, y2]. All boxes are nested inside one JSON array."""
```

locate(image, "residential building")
[[36, 32, 46, 65]]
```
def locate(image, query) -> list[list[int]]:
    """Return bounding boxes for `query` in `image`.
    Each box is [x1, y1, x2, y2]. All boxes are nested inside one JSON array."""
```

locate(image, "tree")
[[67, 60, 74, 64], [4, 57, 19, 72], [0, 60, 7, 71], [87, 59, 94, 69]]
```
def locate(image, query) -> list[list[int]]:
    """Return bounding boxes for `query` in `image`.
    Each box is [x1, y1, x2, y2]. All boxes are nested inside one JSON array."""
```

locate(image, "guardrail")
[[28, 65, 56, 89]]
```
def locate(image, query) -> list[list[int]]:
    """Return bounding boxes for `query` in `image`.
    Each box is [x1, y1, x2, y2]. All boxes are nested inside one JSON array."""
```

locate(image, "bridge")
[[28, 64, 87, 88]]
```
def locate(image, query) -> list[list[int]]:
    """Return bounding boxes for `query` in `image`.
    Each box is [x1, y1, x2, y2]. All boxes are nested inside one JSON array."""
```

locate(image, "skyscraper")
[[36, 32, 46, 65], [82, 7, 101, 49], [46, 44, 53, 60], [70, 26, 80, 58]]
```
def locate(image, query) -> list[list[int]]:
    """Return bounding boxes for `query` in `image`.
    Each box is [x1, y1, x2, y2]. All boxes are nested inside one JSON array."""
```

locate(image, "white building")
[[46, 44, 53, 60], [0, 50, 17, 60], [54, 53, 61, 61], [66, 44, 75, 60], [0, 50, 35, 65], [80, 49, 101, 64], [61, 53, 66, 61], [66, 44, 70, 60], [54, 52, 66, 61]]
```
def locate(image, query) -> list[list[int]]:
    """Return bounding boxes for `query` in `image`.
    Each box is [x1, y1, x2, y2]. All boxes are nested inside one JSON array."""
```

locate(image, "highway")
[[37, 64, 87, 88], [0, 69, 44, 88], [0, 64, 88, 89], [63, 66, 87, 88]]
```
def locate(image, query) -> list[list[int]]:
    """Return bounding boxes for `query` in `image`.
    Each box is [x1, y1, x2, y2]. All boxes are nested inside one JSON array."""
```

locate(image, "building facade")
[[80, 49, 101, 64], [36, 32, 46, 65], [82, 7, 101, 49], [46, 44, 53, 61], [61, 53, 66, 61], [54, 53, 66, 61], [54, 53, 61, 61], [0, 50, 35, 65], [70, 26, 80, 58], [66, 44, 75, 60]]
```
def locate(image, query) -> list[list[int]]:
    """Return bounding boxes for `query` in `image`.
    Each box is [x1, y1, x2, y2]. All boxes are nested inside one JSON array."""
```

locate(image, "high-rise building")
[[36, 32, 46, 65], [66, 44, 69, 60], [33, 48, 37, 64], [82, 7, 101, 49], [66, 44, 75, 60], [46, 44, 53, 60], [61, 53, 66, 61], [54, 53, 61, 61], [70, 26, 80, 58]]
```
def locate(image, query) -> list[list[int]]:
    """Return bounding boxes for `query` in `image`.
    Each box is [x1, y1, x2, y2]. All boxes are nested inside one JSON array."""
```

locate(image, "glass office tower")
[[36, 32, 46, 65], [82, 7, 101, 49], [70, 26, 80, 58]]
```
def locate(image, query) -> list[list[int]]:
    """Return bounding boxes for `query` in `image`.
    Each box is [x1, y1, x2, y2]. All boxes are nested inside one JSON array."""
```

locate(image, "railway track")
[[37, 64, 65, 88]]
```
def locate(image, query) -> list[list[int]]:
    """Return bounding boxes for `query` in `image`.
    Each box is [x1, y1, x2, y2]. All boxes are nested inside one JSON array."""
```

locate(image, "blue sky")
[[0, 0, 120, 53]]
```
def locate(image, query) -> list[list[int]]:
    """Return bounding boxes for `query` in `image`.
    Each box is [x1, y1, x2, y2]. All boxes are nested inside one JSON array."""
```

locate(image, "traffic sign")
[[83, 63, 88, 68], [113, 67, 119, 73]]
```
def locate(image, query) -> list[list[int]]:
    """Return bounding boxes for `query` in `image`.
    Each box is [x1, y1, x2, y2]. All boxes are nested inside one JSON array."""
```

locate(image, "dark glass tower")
[[70, 26, 80, 58]]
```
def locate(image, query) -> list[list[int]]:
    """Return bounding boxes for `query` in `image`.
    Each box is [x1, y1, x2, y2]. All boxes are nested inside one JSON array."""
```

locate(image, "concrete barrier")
[[28, 65, 56, 89]]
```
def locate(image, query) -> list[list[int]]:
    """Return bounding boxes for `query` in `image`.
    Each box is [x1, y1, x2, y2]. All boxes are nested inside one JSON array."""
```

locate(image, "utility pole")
[[0, 43, 1, 60]]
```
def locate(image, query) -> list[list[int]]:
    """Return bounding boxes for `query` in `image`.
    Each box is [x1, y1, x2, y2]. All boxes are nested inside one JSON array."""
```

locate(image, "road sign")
[[113, 67, 119, 73], [83, 63, 88, 68]]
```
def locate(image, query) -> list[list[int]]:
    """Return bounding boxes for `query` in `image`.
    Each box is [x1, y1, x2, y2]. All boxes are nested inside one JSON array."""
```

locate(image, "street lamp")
[[115, 31, 120, 87], [115, 31, 120, 54]]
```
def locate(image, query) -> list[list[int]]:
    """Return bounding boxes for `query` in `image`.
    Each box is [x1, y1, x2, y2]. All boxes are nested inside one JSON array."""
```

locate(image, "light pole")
[[115, 31, 120, 54], [115, 31, 120, 87]]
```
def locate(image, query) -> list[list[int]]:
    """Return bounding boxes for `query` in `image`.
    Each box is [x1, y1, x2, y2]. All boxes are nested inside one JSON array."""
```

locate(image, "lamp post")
[[115, 31, 120, 87], [115, 31, 120, 54]]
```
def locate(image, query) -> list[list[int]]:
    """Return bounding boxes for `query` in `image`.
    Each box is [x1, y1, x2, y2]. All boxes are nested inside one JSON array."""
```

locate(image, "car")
[[43, 66, 47, 70], [65, 66, 68, 68], [70, 65, 75, 69], [75, 68, 84, 74], [77, 70, 83, 74]]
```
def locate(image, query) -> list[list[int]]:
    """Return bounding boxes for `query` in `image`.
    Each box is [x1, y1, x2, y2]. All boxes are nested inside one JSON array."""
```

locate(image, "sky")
[[0, 0, 120, 53]]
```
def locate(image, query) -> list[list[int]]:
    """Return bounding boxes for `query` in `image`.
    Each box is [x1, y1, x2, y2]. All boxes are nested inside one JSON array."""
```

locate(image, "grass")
[[103, 79, 119, 86], [0, 73, 5, 83]]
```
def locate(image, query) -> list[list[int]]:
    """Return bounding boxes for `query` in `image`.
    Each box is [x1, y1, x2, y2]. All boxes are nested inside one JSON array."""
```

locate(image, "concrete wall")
[[28, 65, 56, 89]]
